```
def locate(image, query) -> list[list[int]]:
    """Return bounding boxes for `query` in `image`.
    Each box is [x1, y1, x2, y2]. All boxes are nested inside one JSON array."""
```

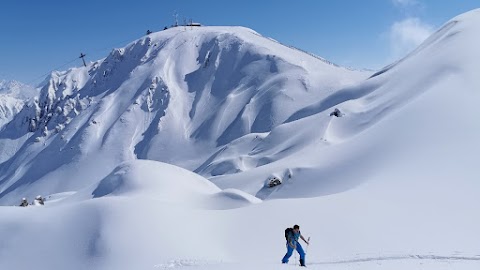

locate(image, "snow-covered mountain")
[[0, 80, 36, 129], [0, 80, 36, 97], [1, 9, 480, 270], [0, 26, 368, 203]]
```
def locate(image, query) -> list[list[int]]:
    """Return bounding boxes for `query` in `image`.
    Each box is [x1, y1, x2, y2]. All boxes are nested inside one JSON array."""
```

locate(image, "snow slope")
[[1, 161, 478, 270], [1, 9, 480, 270], [209, 8, 480, 200]]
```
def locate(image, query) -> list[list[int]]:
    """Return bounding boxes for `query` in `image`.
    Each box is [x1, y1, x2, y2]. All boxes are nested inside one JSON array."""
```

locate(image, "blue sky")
[[0, 0, 478, 84]]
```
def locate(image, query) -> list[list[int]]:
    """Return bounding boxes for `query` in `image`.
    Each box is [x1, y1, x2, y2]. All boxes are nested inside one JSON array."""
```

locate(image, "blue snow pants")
[[282, 241, 305, 263]]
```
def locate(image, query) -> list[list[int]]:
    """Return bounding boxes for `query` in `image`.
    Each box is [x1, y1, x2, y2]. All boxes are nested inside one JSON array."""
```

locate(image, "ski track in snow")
[[313, 254, 480, 264], [153, 254, 480, 269], [154, 259, 219, 269]]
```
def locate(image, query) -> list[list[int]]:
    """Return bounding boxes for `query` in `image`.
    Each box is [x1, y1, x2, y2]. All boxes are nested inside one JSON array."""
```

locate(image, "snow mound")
[[91, 160, 219, 199], [205, 188, 261, 210], [76, 160, 260, 209]]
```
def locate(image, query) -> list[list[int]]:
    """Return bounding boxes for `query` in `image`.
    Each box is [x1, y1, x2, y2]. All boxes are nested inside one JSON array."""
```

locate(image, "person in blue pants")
[[282, 224, 309, 266]]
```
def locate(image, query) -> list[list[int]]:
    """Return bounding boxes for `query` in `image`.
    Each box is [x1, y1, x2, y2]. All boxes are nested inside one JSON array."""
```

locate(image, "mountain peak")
[[2, 9, 479, 203], [0, 24, 369, 203]]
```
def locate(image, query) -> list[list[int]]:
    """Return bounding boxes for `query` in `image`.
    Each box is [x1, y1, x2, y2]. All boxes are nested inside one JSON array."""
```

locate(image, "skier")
[[33, 195, 45, 206], [282, 224, 309, 267], [19, 198, 29, 207]]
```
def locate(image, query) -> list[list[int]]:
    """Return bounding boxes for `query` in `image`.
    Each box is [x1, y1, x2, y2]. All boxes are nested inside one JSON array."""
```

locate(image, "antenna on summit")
[[173, 11, 178, 27], [79, 53, 87, 67]]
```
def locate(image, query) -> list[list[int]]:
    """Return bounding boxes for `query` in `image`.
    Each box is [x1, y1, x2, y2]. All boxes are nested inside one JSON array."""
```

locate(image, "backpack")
[[285, 228, 293, 240]]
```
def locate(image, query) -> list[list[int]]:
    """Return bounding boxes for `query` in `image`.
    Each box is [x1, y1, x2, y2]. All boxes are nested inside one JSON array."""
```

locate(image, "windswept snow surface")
[[1, 9, 480, 270]]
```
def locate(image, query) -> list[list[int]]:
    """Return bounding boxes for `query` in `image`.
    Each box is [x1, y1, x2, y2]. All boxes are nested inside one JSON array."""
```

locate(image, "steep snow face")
[[0, 80, 37, 163], [0, 26, 368, 204], [210, 9, 480, 198], [0, 95, 23, 129]]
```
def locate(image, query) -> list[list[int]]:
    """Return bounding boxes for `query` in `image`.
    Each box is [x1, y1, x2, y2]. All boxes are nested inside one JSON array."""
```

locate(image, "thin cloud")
[[392, 0, 425, 16], [392, 0, 418, 7], [386, 0, 432, 61], [389, 17, 433, 59]]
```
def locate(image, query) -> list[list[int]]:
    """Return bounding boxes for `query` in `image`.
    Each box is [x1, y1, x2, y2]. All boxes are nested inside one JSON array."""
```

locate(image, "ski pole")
[[306, 237, 311, 254]]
